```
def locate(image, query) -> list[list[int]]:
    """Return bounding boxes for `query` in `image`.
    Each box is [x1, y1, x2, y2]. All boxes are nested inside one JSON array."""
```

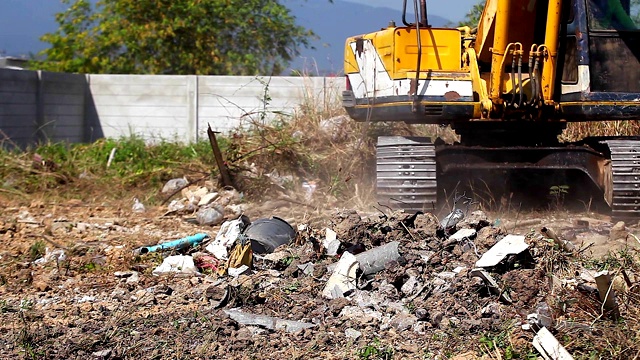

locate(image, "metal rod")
[[207, 123, 233, 187], [412, 0, 422, 113], [420, 0, 428, 27]]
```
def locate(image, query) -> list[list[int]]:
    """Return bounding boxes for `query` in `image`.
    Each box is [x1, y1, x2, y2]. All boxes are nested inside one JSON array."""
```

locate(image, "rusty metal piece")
[[444, 91, 461, 101], [207, 124, 233, 188]]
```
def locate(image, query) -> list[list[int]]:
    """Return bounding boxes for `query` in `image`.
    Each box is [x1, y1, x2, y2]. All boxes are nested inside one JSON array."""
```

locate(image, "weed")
[[280, 255, 299, 267], [28, 241, 46, 262], [358, 338, 394, 360], [549, 184, 570, 210], [283, 281, 301, 294]]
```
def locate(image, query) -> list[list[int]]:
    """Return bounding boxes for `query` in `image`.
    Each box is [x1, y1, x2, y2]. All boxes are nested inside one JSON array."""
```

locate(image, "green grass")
[[0, 135, 217, 201]]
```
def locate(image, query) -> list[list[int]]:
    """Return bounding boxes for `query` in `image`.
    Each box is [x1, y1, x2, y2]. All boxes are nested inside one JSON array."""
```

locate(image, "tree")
[[37, 0, 315, 75], [458, 0, 486, 28]]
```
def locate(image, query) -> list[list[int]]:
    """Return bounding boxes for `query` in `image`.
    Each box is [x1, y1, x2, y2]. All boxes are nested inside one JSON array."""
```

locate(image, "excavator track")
[[603, 139, 640, 221], [376, 136, 437, 213]]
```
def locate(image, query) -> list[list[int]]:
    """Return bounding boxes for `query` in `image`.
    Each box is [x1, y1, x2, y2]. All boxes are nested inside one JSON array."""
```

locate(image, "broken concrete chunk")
[[532, 327, 574, 360], [609, 221, 628, 241], [162, 178, 188, 194], [224, 309, 316, 333], [470, 268, 512, 304], [475, 235, 528, 268], [323, 228, 341, 256], [297, 262, 315, 276], [198, 192, 219, 207], [323, 252, 358, 299], [449, 228, 476, 242], [390, 312, 418, 331], [345, 328, 362, 340]]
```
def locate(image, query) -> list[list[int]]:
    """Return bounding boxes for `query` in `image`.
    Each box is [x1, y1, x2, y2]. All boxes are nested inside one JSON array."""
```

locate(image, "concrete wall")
[[0, 69, 86, 148], [0, 69, 342, 147]]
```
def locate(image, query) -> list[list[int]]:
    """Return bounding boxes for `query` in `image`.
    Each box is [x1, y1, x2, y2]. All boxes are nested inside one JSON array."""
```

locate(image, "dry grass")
[[221, 88, 448, 207], [561, 121, 640, 142]]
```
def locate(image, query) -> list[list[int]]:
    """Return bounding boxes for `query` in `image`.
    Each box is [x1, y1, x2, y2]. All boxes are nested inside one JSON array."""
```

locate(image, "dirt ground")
[[1, 188, 639, 359]]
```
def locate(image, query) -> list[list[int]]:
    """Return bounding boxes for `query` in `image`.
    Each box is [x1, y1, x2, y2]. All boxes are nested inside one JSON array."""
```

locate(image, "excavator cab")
[[560, 0, 640, 119]]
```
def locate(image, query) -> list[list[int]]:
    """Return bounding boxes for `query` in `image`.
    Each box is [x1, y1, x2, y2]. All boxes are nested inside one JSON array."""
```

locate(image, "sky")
[[0, 0, 479, 59], [345, 0, 478, 22]]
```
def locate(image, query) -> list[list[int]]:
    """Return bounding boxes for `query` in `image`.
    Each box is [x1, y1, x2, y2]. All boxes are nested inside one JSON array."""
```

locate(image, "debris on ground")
[[2, 189, 640, 359]]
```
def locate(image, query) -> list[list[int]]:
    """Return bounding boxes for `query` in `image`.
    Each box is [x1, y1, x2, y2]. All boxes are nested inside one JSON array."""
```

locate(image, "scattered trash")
[[470, 268, 512, 304], [228, 265, 251, 277], [162, 177, 188, 194], [225, 236, 253, 272], [301, 180, 317, 201], [440, 208, 464, 229], [205, 218, 249, 260], [524, 302, 554, 331], [196, 205, 225, 226], [297, 262, 315, 276], [152, 255, 200, 276], [244, 217, 296, 254], [193, 253, 221, 272], [541, 227, 576, 253], [328, 241, 401, 276], [594, 270, 620, 320], [532, 327, 574, 360], [92, 349, 112, 358], [475, 234, 529, 268], [449, 228, 476, 242], [323, 252, 358, 299], [224, 309, 316, 333], [132, 198, 146, 213], [106, 147, 117, 168], [33, 248, 66, 264], [136, 233, 209, 255], [323, 228, 340, 256], [344, 328, 362, 340]]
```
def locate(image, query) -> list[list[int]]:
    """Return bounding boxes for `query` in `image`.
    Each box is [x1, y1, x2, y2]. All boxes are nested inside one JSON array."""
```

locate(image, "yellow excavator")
[[343, 0, 640, 220]]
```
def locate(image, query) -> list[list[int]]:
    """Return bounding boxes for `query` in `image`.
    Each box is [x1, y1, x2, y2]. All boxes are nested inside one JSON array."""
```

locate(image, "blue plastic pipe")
[[138, 233, 209, 254]]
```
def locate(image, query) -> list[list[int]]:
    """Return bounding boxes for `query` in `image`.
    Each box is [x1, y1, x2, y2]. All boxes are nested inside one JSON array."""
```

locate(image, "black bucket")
[[243, 217, 296, 254]]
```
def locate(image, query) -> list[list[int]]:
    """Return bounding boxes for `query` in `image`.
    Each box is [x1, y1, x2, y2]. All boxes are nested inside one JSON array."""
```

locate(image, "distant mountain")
[[0, 0, 450, 74]]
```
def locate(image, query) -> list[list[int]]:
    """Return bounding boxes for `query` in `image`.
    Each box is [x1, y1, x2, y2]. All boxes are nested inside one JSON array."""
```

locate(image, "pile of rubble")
[[118, 204, 632, 358], [160, 177, 245, 225]]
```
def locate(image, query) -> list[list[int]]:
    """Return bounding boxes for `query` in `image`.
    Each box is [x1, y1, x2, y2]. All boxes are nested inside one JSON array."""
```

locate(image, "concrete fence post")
[[187, 76, 198, 143]]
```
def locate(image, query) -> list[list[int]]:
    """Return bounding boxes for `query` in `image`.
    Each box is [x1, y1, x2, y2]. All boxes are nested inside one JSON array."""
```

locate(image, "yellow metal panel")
[[344, 27, 396, 75], [344, 35, 360, 74], [394, 28, 461, 75]]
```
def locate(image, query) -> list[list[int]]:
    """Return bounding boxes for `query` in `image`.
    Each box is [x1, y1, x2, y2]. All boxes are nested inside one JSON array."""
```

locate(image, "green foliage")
[[358, 338, 394, 360], [29, 241, 46, 262], [458, 0, 486, 27], [549, 184, 569, 209], [0, 136, 216, 196], [37, 0, 315, 75], [479, 330, 537, 359]]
